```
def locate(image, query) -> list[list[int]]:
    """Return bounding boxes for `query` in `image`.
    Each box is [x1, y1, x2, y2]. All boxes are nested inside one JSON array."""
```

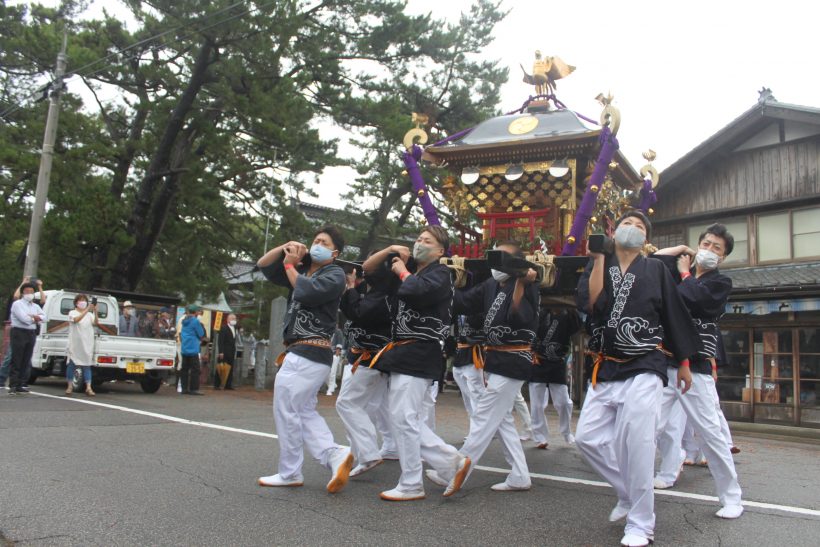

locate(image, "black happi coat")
[[531, 309, 582, 385], [339, 278, 393, 369], [576, 254, 700, 385], [261, 260, 346, 365], [453, 313, 486, 368], [653, 255, 733, 375], [454, 277, 540, 381], [376, 262, 453, 380]]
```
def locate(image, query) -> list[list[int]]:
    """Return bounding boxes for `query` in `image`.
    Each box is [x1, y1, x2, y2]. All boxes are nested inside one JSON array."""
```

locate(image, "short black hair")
[[494, 240, 525, 258], [699, 223, 735, 257], [19, 282, 37, 293], [315, 225, 345, 254], [615, 209, 652, 241]]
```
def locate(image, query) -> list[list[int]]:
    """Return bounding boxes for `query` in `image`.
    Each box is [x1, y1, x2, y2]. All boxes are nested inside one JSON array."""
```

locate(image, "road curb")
[[729, 421, 820, 443]]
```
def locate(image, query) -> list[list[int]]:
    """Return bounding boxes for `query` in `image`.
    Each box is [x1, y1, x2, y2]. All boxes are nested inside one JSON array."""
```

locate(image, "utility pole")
[[24, 32, 68, 278]]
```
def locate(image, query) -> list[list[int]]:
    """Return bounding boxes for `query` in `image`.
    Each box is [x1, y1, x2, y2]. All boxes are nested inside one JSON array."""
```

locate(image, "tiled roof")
[[223, 260, 266, 285], [725, 261, 820, 292]]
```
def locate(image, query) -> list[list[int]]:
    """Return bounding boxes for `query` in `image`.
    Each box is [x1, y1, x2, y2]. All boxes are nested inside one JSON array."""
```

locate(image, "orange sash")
[[457, 343, 485, 369], [275, 338, 331, 367], [368, 339, 417, 369], [349, 347, 374, 374]]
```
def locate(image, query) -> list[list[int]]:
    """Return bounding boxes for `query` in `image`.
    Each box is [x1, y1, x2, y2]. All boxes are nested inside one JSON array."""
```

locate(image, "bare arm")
[[363, 245, 410, 274], [13, 276, 29, 300], [511, 268, 537, 312], [257, 241, 302, 268], [282, 243, 307, 289], [587, 254, 606, 312]]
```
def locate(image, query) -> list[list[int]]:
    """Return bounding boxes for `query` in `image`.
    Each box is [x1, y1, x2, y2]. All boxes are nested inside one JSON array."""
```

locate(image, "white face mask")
[[126, 308, 135, 316], [491, 269, 511, 283], [695, 248, 720, 270], [228, 320, 237, 327], [77, 301, 88, 310], [413, 241, 438, 263], [22, 293, 35, 302], [613, 224, 646, 249]]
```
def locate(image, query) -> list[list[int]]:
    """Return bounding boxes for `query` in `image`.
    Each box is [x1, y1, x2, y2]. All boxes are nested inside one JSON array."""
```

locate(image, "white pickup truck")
[[31, 290, 178, 393]]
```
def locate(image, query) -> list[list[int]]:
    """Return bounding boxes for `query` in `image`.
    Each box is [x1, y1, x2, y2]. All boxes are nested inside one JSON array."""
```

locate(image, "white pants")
[[658, 367, 742, 507], [513, 390, 533, 436], [273, 353, 341, 480], [423, 381, 439, 432], [453, 365, 485, 418], [576, 374, 663, 539], [529, 382, 574, 444], [326, 354, 342, 394], [716, 391, 734, 449], [460, 374, 531, 488], [656, 398, 687, 484], [389, 373, 460, 492], [336, 364, 390, 465]]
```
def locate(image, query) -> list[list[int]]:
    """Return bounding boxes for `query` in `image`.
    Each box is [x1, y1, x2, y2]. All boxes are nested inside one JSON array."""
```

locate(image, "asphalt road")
[[1, 378, 819, 546]]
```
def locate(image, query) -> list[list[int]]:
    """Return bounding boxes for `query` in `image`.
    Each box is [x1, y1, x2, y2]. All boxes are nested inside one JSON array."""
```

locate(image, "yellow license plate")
[[126, 362, 145, 374]]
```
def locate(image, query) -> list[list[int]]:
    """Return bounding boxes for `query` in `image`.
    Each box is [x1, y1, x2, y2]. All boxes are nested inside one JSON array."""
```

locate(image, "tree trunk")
[[109, 40, 215, 290]]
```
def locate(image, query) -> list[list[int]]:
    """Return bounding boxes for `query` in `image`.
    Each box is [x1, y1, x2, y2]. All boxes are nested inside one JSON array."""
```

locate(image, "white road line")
[[475, 465, 820, 517], [30, 390, 278, 440], [30, 390, 820, 518]]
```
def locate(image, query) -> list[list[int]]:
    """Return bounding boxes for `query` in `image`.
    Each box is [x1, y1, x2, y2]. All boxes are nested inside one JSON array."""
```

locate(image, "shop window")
[[800, 381, 819, 407], [721, 329, 751, 402], [799, 329, 820, 380], [687, 218, 748, 265], [752, 330, 793, 405]]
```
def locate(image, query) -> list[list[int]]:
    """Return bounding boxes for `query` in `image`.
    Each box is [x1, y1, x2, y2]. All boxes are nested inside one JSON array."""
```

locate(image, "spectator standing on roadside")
[[179, 305, 206, 395], [8, 282, 46, 394], [1, 277, 46, 389], [215, 313, 239, 390], [65, 294, 100, 396], [119, 301, 138, 337]]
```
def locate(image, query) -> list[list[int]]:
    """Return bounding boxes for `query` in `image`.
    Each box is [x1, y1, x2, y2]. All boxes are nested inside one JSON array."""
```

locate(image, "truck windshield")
[[60, 298, 109, 319]]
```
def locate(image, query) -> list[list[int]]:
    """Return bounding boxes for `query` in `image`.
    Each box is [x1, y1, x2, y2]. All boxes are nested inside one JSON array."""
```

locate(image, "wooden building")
[[653, 89, 820, 427]]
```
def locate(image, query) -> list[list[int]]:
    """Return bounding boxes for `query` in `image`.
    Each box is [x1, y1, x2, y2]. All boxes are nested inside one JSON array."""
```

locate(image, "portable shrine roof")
[[423, 109, 642, 189]]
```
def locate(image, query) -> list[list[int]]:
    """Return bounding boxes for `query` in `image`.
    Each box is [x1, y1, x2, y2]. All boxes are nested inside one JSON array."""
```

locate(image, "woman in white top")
[[66, 294, 99, 396]]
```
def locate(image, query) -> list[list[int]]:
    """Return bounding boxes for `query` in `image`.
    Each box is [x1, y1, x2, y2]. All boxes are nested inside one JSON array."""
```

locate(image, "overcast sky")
[[27, 0, 820, 205], [318, 0, 820, 203]]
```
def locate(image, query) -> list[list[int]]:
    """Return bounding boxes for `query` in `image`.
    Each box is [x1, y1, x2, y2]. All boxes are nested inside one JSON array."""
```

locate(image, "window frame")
[[755, 205, 820, 265]]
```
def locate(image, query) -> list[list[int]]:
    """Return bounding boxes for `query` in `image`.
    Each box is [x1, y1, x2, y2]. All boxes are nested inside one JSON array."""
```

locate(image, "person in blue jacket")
[[179, 305, 206, 395]]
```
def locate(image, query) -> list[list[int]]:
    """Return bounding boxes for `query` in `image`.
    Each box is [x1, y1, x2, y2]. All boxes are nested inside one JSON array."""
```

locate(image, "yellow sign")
[[508, 115, 539, 135], [214, 311, 223, 331]]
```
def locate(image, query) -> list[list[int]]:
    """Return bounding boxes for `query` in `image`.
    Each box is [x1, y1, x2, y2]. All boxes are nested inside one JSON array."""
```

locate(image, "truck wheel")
[[140, 377, 163, 394]]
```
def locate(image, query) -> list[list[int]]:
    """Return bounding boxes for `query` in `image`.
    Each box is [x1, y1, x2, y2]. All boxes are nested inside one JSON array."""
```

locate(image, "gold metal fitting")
[[401, 170, 408, 177], [417, 189, 425, 197], [590, 185, 599, 193], [567, 236, 576, 244], [648, 208, 654, 215]]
